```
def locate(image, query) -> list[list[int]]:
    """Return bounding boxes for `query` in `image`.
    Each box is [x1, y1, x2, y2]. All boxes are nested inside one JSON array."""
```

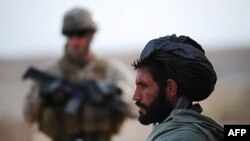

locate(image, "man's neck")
[[83, 52, 94, 63], [63, 51, 95, 68], [74, 52, 94, 65]]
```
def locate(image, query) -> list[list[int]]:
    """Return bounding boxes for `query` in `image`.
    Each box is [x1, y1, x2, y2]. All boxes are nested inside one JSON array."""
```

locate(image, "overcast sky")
[[1, 0, 250, 60]]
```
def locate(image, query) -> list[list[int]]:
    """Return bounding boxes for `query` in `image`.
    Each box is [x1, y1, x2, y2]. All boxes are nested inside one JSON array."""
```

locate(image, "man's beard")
[[136, 89, 173, 125]]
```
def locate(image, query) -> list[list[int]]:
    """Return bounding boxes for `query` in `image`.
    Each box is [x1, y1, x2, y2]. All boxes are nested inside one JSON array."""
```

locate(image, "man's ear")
[[165, 79, 177, 102]]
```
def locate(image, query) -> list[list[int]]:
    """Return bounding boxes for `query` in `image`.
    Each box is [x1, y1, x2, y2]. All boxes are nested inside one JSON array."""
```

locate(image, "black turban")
[[140, 34, 217, 101]]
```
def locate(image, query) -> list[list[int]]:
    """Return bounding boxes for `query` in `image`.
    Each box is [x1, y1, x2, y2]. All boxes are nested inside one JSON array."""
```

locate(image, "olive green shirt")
[[147, 109, 224, 141]]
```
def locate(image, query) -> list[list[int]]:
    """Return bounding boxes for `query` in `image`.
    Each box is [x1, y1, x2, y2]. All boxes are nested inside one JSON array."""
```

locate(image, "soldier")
[[24, 7, 134, 141], [132, 34, 224, 141]]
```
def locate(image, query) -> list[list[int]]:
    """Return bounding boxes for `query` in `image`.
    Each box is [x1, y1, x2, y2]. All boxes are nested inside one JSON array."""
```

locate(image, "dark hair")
[[132, 57, 170, 93]]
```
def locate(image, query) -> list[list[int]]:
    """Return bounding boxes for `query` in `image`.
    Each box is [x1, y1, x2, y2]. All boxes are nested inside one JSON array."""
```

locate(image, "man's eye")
[[140, 83, 147, 88]]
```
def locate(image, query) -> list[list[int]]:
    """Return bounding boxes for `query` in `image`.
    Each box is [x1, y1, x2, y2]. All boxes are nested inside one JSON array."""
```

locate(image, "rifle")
[[23, 67, 123, 116]]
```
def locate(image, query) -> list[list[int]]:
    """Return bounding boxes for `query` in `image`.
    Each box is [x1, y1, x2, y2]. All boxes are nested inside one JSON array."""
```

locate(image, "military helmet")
[[62, 7, 97, 35]]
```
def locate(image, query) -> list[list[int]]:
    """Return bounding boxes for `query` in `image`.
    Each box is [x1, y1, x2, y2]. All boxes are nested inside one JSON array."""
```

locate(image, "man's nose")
[[132, 89, 140, 101]]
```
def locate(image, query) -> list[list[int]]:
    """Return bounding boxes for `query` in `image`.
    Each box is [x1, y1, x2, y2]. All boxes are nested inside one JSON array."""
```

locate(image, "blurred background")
[[0, 0, 250, 141]]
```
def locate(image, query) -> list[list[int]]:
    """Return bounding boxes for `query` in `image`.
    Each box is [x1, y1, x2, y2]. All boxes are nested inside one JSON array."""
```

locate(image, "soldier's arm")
[[106, 59, 135, 91], [23, 64, 61, 124], [24, 82, 43, 124], [106, 59, 137, 115]]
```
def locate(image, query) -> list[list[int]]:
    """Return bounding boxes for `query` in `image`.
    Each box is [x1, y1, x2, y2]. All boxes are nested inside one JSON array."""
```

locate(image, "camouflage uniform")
[[24, 51, 134, 141]]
